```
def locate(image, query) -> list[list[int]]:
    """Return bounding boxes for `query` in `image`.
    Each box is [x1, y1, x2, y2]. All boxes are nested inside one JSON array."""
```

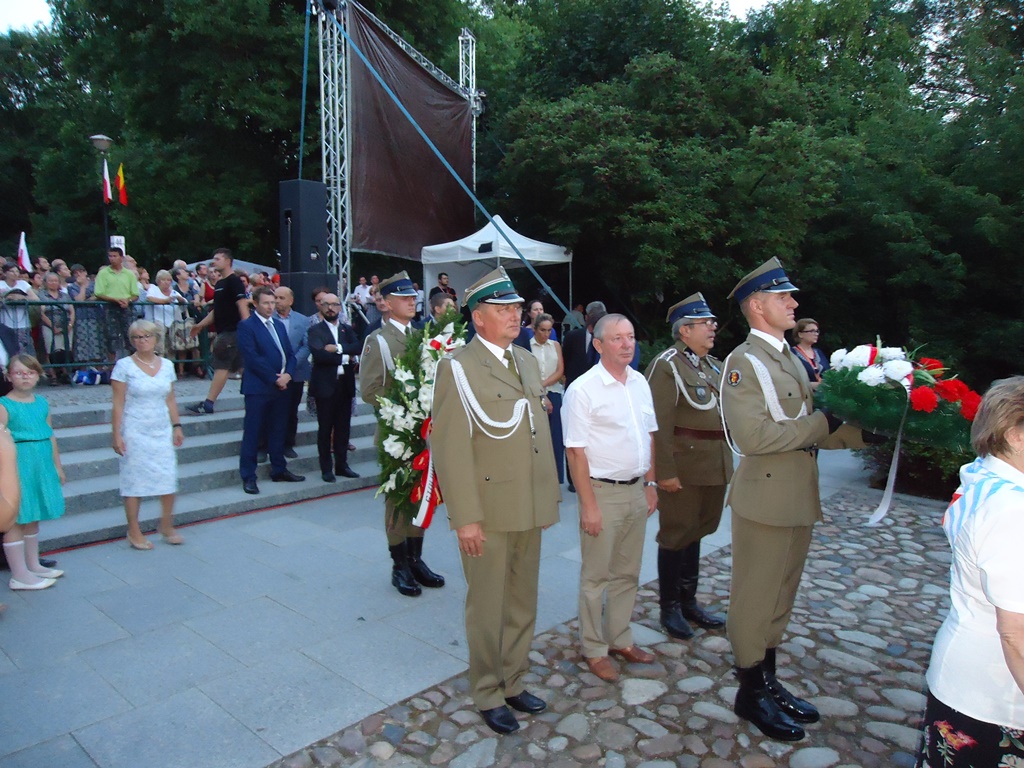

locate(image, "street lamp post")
[[89, 134, 113, 253]]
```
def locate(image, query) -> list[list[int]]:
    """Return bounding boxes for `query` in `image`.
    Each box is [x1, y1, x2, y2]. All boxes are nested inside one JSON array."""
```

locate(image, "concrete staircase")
[[42, 395, 381, 550]]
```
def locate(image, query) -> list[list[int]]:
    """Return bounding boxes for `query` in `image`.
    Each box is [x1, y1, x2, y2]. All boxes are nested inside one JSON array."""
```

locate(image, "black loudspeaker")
[[279, 272, 338, 317], [279, 180, 328, 274]]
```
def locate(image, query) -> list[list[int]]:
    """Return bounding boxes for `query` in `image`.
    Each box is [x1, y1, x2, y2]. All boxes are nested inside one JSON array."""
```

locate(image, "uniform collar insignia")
[[683, 348, 701, 368]]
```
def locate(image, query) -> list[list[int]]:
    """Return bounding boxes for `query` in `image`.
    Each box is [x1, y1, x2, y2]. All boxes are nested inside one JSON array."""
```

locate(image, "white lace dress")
[[111, 357, 178, 497]]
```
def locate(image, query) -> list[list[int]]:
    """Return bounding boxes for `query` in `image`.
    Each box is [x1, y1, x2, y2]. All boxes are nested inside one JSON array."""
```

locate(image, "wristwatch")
[[644, 481, 658, 488]]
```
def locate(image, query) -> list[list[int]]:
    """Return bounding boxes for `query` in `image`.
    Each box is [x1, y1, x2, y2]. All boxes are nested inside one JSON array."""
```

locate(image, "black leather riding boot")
[[763, 647, 820, 723], [657, 547, 694, 639], [389, 542, 422, 597], [679, 540, 725, 629], [406, 536, 445, 588], [733, 662, 805, 742]]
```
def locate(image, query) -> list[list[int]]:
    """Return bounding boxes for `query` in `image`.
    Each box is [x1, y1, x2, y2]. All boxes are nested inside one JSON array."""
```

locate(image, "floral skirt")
[[919, 690, 1024, 767]]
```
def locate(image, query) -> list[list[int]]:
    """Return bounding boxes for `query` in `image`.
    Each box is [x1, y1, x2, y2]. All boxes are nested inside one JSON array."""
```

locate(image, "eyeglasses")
[[802, 329, 820, 334], [685, 319, 718, 328], [130, 333, 155, 341]]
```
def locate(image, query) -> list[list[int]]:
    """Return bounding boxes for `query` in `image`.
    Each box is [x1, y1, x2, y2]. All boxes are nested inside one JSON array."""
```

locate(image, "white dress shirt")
[[562, 363, 657, 481]]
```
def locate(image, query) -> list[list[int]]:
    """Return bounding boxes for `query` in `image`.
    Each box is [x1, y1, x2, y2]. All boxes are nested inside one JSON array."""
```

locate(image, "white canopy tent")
[[420, 215, 572, 310]]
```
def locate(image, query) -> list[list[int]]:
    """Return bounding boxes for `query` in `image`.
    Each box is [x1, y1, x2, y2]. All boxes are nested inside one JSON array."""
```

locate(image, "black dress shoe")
[[284, 447, 298, 459], [505, 691, 546, 714], [243, 478, 260, 495], [480, 705, 519, 734], [39, 557, 58, 569], [336, 464, 360, 479], [271, 470, 305, 482], [321, 471, 337, 483]]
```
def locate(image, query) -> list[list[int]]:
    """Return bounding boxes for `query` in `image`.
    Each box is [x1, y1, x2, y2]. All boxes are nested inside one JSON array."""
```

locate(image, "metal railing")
[[0, 297, 214, 379]]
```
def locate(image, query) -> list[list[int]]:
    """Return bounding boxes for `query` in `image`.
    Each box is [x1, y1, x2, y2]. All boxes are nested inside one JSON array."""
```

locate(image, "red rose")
[[934, 379, 970, 403], [960, 391, 982, 421], [910, 386, 939, 413]]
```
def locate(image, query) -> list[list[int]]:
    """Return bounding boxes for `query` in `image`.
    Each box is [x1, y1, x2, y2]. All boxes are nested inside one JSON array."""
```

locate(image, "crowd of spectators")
[[0, 250, 293, 384]]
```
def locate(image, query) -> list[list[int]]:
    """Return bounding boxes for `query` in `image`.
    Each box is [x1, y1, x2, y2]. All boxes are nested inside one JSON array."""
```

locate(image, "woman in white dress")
[[111, 320, 185, 550]]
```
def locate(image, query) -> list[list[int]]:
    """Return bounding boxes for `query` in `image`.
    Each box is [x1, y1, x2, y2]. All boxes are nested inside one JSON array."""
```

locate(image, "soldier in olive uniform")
[[432, 268, 560, 735], [359, 271, 445, 597], [645, 293, 731, 641], [720, 258, 866, 742]]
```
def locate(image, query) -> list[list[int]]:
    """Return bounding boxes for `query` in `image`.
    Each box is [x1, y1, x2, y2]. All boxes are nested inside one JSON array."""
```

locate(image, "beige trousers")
[[727, 515, 813, 667], [578, 480, 648, 658], [461, 527, 542, 709]]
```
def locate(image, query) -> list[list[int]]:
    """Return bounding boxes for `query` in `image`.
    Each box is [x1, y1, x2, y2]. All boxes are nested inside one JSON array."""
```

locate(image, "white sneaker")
[[30, 567, 64, 579], [9, 577, 57, 591]]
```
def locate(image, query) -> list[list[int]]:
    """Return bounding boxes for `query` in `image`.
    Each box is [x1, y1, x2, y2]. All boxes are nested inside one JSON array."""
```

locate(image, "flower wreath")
[[817, 342, 980, 453], [374, 311, 467, 528]]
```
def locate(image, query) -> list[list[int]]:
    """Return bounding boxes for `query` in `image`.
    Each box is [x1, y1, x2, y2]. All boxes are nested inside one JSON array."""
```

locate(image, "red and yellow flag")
[[115, 163, 128, 206]]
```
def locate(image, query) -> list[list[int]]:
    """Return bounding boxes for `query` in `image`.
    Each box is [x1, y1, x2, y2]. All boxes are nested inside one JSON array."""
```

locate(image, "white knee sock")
[[3, 541, 44, 585], [23, 533, 42, 572]]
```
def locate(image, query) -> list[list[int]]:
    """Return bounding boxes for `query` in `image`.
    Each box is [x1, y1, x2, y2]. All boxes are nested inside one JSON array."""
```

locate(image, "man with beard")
[[307, 293, 361, 482]]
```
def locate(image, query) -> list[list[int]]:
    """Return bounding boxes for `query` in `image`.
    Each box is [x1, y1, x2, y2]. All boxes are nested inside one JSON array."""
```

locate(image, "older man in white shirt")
[[563, 313, 659, 683]]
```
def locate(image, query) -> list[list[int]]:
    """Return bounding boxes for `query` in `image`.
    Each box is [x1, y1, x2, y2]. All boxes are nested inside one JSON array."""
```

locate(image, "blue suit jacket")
[[275, 309, 311, 382], [238, 313, 296, 395]]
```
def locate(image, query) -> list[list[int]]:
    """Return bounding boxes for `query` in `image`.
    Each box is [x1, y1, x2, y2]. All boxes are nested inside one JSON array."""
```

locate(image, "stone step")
[[48, 393, 248, 430], [59, 414, 376, 476], [60, 436, 379, 516], [41, 459, 382, 550], [49, 393, 374, 430]]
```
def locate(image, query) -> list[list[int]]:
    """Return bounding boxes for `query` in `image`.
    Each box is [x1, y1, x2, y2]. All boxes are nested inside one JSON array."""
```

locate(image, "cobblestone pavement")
[[269, 488, 949, 768]]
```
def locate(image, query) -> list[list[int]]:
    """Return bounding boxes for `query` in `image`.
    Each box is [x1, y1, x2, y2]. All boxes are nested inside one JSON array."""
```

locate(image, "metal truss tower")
[[317, 1, 478, 286], [317, 0, 350, 288]]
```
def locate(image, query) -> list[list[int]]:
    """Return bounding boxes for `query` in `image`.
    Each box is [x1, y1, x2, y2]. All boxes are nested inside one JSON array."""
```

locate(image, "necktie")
[[503, 349, 521, 382], [265, 319, 286, 373]]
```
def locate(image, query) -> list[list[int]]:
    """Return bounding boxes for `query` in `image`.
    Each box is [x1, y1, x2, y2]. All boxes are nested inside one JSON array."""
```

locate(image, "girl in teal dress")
[[1, 355, 66, 591]]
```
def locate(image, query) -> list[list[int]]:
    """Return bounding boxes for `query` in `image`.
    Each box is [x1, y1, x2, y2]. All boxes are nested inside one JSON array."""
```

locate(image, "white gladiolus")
[[856, 365, 887, 386], [382, 435, 407, 459], [381, 473, 398, 493], [393, 368, 415, 383], [830, 349, 848, 369]]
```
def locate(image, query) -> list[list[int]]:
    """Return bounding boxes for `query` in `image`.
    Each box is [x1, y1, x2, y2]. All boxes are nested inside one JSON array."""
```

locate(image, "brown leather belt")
[[674, 426, 725, 440]]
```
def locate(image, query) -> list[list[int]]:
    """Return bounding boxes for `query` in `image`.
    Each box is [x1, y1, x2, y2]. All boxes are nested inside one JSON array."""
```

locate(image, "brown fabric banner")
[[347, 2, 474, 260]]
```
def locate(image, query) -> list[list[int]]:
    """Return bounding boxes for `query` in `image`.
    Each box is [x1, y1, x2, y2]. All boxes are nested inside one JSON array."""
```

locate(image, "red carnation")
[[934, 378, 970, 403], [918, 357, 945, 373], [910, 386, 940, 413], [960, 391, 982, 421]]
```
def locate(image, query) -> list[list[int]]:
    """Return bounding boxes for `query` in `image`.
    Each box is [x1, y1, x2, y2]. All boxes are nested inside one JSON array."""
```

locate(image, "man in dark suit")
[[307, 293, 361, 482], [562, 301, 607, 388], [237, 286, 305, 494]]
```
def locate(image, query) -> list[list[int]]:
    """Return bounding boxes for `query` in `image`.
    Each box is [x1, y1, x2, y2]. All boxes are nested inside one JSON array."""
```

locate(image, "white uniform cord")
[[449, 359, 535, 440]]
